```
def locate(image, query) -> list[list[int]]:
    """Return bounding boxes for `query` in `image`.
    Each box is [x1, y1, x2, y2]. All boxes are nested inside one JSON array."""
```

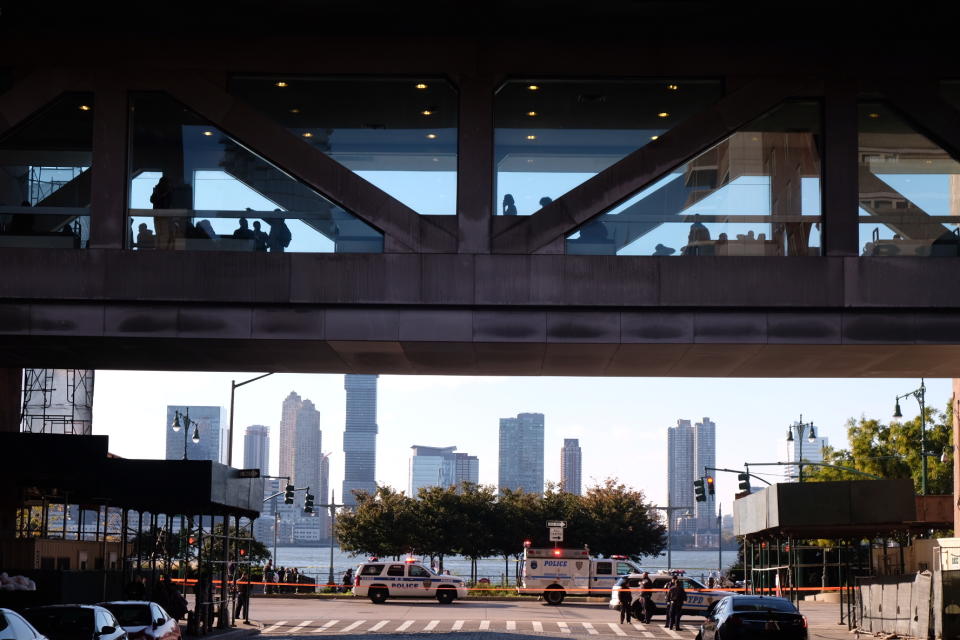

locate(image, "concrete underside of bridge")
[[2, 250, 960, 376]]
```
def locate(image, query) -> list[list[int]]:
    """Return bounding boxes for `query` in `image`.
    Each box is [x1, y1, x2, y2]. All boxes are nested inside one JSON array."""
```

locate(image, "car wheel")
[[369, 588, 388, 604], [436, 589, 455, 605], [543, 588, 565, 605], [631, 602, 644, 619]]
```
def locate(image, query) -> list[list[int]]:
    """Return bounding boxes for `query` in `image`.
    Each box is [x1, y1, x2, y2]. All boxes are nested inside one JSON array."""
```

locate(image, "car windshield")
[[102, 605, 151, 626], [732, 598, 798, 613], [26, 608, 94, 635]]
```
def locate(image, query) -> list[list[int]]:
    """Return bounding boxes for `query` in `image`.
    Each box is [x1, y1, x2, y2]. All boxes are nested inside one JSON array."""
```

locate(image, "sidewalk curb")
[[184, 625, 260, 640]]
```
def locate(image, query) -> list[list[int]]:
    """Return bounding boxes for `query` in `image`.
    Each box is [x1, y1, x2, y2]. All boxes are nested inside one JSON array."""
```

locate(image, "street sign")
[[546, 520, 567, 528], [549, 527, 564, 542]]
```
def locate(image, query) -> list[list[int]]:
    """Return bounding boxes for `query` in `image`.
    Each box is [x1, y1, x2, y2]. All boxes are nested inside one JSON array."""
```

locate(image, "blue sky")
[[91, 372, 953, 511]]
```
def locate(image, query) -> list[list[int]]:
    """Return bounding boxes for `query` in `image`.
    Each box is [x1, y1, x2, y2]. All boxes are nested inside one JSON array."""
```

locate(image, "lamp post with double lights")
[[893, 378, 929, 495], [786, 415, 817, 483], [171, 408, 201, 460]]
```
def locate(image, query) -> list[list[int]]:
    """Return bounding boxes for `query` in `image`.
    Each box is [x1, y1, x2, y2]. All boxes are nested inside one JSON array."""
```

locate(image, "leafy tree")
[[577, 479, 666, 559], [490, 489, 541, 583], [451, 483, 498, 581], [336, 486, 418, 558]]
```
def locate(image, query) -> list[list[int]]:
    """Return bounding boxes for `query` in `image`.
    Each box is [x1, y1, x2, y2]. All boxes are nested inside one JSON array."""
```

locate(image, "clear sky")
[[91, 372, 953, 512]]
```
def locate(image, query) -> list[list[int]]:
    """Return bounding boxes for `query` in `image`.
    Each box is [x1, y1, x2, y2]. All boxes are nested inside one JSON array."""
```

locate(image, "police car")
[[609, 572, 736, 618], [351, 559, 468, 604]]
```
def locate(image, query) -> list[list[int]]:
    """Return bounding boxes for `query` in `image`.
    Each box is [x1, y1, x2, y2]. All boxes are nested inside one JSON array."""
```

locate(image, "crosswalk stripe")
[[631, 622, 644, 631], [424, 621, 439, 631], [313, 620, 338, 633], [452, 621, 464, 631], [532, 621, 543, 632], [641, 632, 655, 638], [557, 622, 570, 634], [368, 621, 388, 632], [665, 630, 683, 639], [288, 621, 312, 634], [607, 622, 626, 636], [262, 621, 288, 634], [506, 621, 516, 631], [339, 621, 364, 633], [395, 621, 414, 632], [582, 622, 598, 635], [479, 621, 490, 631]]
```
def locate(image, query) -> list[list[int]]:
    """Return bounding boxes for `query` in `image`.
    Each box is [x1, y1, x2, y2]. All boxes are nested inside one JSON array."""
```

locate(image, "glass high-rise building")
[[278, 391, 302, 482], [243, 424, 270, 475], [294, 399, 322, 494], [342, 374, 378, 506], [498, 412, 544, 494], [165, 405, 224, 462], [667, 419, 695, 532], [693, 417, 716, 531], [560, 438, 582, 495], [454, 452, 479, 486], [408, 446, 479, 496]]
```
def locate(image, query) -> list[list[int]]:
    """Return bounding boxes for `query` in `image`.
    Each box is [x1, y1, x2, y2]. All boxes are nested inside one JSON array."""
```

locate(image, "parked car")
[[22, 605, 126, 640], [696, 595, 807, 640], [97, 602, 180, 640], [352, 560, 467, 604], [0, 608, 47, 640], [609, 573, 737, 618]]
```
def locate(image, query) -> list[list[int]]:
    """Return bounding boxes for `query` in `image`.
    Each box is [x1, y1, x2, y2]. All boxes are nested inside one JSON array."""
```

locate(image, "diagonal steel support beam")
[[156, 74, 456, 253], [0, 69, 92, 136], [493, 76, 824, 254], [881, 82, 960, 163]]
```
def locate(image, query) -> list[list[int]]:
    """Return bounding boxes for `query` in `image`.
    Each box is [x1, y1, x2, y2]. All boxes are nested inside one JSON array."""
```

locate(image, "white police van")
[[519, 548, 646, 605], [351, 559, 468, 604], [608, 572, 737, 618]]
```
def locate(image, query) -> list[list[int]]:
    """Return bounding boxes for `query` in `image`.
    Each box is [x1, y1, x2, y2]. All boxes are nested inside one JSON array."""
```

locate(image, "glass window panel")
[[229, 76, 457, 215], [0, 92, 92, 248], [858, 103, 960, 256], [495, 79, 723, 216], [128, 92, 382, 253], [565, 101, 822, 256]]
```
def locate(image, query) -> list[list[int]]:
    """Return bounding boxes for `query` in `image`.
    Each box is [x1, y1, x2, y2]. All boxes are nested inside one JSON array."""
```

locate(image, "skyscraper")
[[294, 399, 322, 494], [165, 405, 224, 462], [693, 417, 716, 532], [454, 452, 479, 486], [243, 424, 270, 475], [409, 446, 479, 496], [342, 374, 378, 506], [667, 419, 695, 532], [560, 438, 582, 495], [498, 412, 544, 494], [278, 391, 302, 482]]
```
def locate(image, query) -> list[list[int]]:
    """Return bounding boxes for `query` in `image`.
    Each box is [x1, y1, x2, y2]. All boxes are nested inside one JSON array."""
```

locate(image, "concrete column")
[[0, 368, 21, 432], [953, 379, 960, 533]]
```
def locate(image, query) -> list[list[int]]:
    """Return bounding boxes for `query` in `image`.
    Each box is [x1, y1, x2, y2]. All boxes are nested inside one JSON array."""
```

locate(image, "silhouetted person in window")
[[252, 221, 268, 252], [151, 175, 175, 249], [196, 219, 217, 240], [684, 214, 711, 255], [136, 223, 156, 249], [653, 243, 676, 256], [265, 212, 291, 253], [539, 196, 553, 208], [9, 200, 33, 233], [502, 193, 518, 216], [232, 217, 254, 239]]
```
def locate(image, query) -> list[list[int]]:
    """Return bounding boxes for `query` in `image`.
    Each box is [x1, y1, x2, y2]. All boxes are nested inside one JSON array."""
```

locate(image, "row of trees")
[[335, 479, 666, 581], [804, 399, 953, 494]]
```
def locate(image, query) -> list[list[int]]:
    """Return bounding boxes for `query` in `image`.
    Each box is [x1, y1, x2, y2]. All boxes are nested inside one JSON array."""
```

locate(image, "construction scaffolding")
[[21, 369, 94, 435]]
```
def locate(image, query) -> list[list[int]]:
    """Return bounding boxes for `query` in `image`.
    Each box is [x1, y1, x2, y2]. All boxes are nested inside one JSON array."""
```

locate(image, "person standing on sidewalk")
[[665, 578, 687, 630], [233, 571, 251, 623], [638, 572, 654, 623], [617, 580, 633, 624]]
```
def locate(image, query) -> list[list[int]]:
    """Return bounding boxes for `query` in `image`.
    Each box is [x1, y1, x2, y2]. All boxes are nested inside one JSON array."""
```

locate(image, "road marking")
[[313, 620, 338, 633], [339, 621, 364, 633], [582, 622, 598, 635], [607, 622, 626, 636], [641, 633, 655, 639], [368, 621, 388, 632], [557, 622, 570, 634], [665, 630, 683, 639], [506, 621, 516, 631], [288, 621, 313, 634], [532, 621, 543, 632], [631, 622, 645, 631], [479, 620, 490, 631], [395, 621, 414, 632], [424, 620, 439, 631], [262, 621, 288, 634], [452, 621, 464, 631]]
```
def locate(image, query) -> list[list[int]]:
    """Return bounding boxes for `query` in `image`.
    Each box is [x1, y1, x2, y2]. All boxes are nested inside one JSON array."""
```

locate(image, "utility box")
[[933, 538, 960, 639]]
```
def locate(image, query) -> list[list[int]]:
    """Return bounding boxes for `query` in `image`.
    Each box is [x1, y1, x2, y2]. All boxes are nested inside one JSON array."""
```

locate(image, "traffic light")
[[738, 472, 751, 492], [693, 479, 706, 502], [304, 492, 315, 514], [705, 476, 715, 495], [284, 484, 295, 504]]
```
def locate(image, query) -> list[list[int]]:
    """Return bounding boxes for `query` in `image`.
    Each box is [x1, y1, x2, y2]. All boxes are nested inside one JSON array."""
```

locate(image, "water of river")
[[271, 546, 739, 586]]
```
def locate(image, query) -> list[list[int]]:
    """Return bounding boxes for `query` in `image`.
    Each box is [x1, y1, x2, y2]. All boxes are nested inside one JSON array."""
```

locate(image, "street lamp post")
[[894, 378, 928, 495], [785, 415, 817, 483], [227, 373, 274, 468], [171, 408, 201, 460]]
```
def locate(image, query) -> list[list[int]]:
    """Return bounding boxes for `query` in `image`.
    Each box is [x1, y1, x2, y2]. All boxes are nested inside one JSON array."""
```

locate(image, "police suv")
[[520, 548, 646, 605], [609, 572, 737, 618], [351, 560, 468, 604]]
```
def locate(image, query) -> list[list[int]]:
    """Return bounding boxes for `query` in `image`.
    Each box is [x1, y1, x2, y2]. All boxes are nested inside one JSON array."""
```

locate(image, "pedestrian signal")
[[738, 472, 751, 492], [284, 484, 295, 504], [693, 479, 706, 502], [304, 492, 315, 514], [705, 476, 715, 495]]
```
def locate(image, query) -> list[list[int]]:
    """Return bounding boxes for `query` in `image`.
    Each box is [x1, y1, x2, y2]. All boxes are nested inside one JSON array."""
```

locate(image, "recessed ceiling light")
[[78, 105, 91, 112], [526, 134, 536, 140], [667, 84, 679, 91], [289, 108, 300, 114], [650, 135, 659, 140], [658, 112, 670, 118], [302, 132, 313, 138], [527, 111, 538, 117], [432, 157, 439, 162], [275, 81, 288, 88], [421, 109, 433, 116], [426, 133, 438, 139], [527, 84, 539, 91], [202, 131, 214, 136], [869, 112, 880, 119], [415, 83, 428, 90]]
